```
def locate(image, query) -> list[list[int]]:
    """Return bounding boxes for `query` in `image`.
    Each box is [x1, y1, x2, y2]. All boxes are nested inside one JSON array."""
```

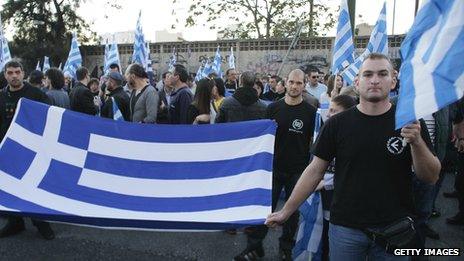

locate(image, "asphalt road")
[[0, 172, 463, 260]]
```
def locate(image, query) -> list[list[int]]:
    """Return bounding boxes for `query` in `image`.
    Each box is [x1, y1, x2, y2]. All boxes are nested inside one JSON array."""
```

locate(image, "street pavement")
[[0, 172, 463, 260]]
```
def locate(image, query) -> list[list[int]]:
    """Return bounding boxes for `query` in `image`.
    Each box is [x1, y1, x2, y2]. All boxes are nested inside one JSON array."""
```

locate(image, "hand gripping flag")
[[331, 0, 355, 74], [341, 1, 388, 85], [395, 0, 464, 129], [0, 99, 275, 230], [63, 33, 82, 79]]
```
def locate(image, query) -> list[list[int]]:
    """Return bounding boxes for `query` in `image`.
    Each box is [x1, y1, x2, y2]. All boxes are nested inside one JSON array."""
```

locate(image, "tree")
[[1, 0, 119, 72], [173, 0, 337, 39]]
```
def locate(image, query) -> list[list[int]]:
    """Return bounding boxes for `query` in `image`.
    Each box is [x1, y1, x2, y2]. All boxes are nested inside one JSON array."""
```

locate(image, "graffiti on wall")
[[244, 52, 330, 75]]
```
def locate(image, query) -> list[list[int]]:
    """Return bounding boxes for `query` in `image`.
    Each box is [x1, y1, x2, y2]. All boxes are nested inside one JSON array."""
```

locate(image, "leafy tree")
[[173, 0, 337, 39], [1, 0, 119, 72]]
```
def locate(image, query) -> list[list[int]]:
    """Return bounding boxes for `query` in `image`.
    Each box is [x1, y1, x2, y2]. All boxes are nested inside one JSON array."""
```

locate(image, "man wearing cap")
[[101, 71, 130, 121]]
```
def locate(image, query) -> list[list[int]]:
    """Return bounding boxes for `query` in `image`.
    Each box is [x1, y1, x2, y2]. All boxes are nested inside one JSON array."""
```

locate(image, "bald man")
[[234, 69, 317, 261]]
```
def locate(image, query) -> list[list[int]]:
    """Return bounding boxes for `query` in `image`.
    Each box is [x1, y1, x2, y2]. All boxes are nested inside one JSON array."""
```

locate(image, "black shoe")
[[279, 248, 292, 261], [234, 245, 265, 260], [446, 214, 464, 225], [0, 218, 25, 237], [443, 191, 458, 198], [431, 209, 441, 218], [423, 225, 440, 240], [35, 222, 55, 240]]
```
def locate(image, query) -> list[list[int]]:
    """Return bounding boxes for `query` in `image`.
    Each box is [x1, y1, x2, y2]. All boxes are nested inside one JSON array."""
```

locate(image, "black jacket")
[[215, 87, 267, 123], [69, 82, 98, 115], [101, 86, 130, 121]]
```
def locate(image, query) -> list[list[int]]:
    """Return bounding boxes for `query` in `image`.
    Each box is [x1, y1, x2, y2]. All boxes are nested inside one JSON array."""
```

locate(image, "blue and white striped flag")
[[132, 11, 148, 70], [396, 0, 464, 129], [195, 65, 203, 81], [63, 33, 82, 79], [35, 60, 41, 71], [341, 1, 388, 84], [0, 98, 275, 230], [212, 46, 222, 78], [168, 47, 177, 71], [229, 47, 235, 69], [294, 108, 324, 260], [202, 60, 214, 78], [111, 97, 124, 121], [104, 39, 121, 75], [331, 0, 355, 74], [42, 56, 50, 72], [0, 14, 11, 70]]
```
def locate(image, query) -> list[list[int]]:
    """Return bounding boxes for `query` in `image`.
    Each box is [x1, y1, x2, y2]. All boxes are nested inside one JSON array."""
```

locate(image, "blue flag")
[[212, 46, 222, 78], [104, 38, 121, 75], [396, 0, 464, 129], [0, 98, 275, 230], [132, 11, 148, 70], [63, 33, 82, 79], [331, 0, 355, 74]]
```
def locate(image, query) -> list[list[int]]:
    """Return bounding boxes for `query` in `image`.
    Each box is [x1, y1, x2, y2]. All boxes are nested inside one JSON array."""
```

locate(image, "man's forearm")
[[411, 138, 441, 184]]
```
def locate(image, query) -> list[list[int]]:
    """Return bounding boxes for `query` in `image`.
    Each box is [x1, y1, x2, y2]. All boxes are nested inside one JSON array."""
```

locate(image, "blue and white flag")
[[35, 60, 41, 71], [42, 56, 50, 72], [341, 1, 388, 84], [104, 39, 121, 75], [331, 0, 355, 74], [111, 97, 124, 121], [168, 47, 177, 71], [195, 65, 203, 81], [212, 46, 222, 78], [229, 47, 235, 69], [132, 11, 148, 70], [63, 33, 82, 79], [396, 0, 464, 129], [202, 60, 214, 78], [0, 14, 11, 70], [0, 98, 275, 230]]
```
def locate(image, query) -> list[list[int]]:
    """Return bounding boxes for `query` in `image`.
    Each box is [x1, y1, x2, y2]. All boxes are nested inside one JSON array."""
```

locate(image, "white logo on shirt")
[[292, 119, 303, 130], [387, 137, 405, 155]]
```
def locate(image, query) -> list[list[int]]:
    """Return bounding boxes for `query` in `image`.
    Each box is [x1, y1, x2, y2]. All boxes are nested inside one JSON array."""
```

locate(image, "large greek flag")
[[132, 11, 148, 70], [331, 0, 355, 74], [396, 0, 464, 129], [0, 99, 274, 230], [63, 33, 82, 79], [341, 1, 388, 84]]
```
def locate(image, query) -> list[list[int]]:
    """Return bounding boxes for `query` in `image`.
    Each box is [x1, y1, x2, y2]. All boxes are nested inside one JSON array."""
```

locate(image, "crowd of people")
[[0, 53, 463, 260]]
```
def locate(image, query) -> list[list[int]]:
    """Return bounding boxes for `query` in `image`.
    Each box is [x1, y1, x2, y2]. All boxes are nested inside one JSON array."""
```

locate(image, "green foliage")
[[0, 0, 113, 72], [173, 0, 337, 39]]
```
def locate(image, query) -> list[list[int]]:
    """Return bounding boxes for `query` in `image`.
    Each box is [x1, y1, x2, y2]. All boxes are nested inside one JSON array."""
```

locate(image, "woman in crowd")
[[187, 78, 215, 124], [44, 68, 70, 109], [212, 78, 226, 113]]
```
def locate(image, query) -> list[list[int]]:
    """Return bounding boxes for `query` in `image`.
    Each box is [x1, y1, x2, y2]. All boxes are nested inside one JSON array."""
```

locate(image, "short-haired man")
[[101, 71, 130, 121], [305, 69, 327, 101], [267, 53, 441, 260], [167, 64, 193, 124], [234, 69, 317, 260], [28, 70, 46, 92], [224, 68, 239, 93], [157, 72, 174, 124], [215, 71, 267, 123], [0, 60, 55, 240], [125, 63, 158, 123], [261, 75, 281, 101], [69, 66, 98, 115]]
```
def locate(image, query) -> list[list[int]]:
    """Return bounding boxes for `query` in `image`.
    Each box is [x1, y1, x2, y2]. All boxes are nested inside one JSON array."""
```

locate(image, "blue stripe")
[[0, 138, 37, 179], [0, 190, 264, 230], [16, 98, 48, 136], [421, 1, 449, 64], [85, 152, 273, 179], [38, 160, 271, 212], [396, 56, 417, 129], [293, 192, 321, 258]]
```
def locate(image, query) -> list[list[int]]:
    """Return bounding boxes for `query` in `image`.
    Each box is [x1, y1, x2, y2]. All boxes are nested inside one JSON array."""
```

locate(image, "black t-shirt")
[[266, 99, 316, 174], [312, 105, 434, 228], [0, 82, 50, 139]]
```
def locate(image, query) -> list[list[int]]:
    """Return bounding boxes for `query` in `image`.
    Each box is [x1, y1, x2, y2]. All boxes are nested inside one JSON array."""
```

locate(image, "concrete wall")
[[81, 35, 404, 79]]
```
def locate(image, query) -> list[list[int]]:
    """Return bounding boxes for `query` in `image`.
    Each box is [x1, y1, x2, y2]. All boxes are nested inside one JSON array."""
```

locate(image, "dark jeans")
[[455, 153, 464, 217], [247, 169, 301, 250], [412, 173, 435, 248]]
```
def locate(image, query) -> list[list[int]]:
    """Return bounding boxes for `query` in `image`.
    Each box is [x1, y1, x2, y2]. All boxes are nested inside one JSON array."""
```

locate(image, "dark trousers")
[[455, 153, 464, 217], [247, 169, 301, 250], [1, 214, 49, 229]]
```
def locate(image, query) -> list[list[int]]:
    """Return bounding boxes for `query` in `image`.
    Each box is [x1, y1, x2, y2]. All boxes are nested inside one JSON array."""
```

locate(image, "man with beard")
[[234, 69, 316, 261]]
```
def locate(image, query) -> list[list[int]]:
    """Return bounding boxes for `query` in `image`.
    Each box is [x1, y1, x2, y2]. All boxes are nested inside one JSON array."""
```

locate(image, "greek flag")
[[0, 98, 274, 230], [104, 40, 121, 75], [42, 56, 50, 72], [0, 14, 11, 69], [63, 33, 82, 79], [294, 109, 324, 260], [202, 60, 214, 78], [331, 0, 355, 74], [132, 11, 148, 70], [195, 65, 203, 81], [168, 47, 176, 71], [229, 47, 235, 69], [111, 97, 124, 121], [396, 0, 464, 129], [341, 1, 388, 84], [212, 46, 222, 78], [35, 60, 41, 71]]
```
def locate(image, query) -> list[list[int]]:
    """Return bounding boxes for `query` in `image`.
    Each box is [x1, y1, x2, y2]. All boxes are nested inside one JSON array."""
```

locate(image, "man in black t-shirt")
[[234, 69, 316, 261], [266, 53, 441, 260], [0, 60, 55, 240]]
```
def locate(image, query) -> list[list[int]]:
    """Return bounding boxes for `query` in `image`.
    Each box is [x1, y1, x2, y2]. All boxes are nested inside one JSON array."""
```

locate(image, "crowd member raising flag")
[[63, 33, 82, 79], [341, 1, 388, 85], [132, 10, 148, 70], [396, 0, 464, 129], [331, 0, 355, 74]]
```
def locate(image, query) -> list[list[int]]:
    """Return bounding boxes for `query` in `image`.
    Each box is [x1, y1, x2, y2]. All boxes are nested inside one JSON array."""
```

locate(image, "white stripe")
[[333, 37, 353, 64], [0, 170, 270, 222], [78, 169, 272, 198], [88, 134, 275, 162]]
